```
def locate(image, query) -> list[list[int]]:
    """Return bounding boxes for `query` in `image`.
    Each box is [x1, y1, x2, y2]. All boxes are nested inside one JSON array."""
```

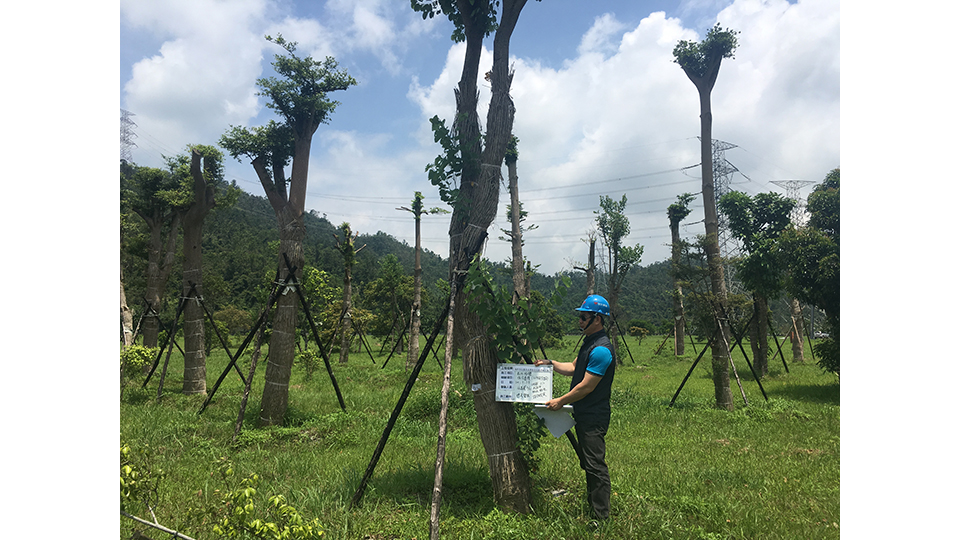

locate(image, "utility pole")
[[120, 109, 138, 163]]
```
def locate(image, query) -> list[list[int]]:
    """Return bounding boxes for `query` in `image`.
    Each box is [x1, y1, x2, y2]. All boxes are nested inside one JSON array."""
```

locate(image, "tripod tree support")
[[190, 281, 247, 386], [725, 310, 768, 402], [283, 253, 347, 411], [199, 273, 295, 415], [142, 285, 193, 387], [767, 318, 790, 373], [670, 328, 719, 407], [233, 324, 267, 443]]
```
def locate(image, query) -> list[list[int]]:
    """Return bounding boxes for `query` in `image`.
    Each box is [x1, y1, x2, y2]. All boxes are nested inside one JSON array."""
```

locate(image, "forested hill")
[[123, 189, 677, 332]]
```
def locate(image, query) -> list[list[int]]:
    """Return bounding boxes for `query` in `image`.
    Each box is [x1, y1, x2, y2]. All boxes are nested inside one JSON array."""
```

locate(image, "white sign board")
[[495, 364, 553, 403]]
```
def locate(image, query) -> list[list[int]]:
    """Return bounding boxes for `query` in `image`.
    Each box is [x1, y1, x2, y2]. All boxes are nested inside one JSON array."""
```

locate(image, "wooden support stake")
[[351, 297, 452, 509]]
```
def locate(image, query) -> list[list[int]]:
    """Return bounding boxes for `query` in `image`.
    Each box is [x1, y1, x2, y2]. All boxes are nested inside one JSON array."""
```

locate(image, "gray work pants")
[[575, 423, 610, 519]]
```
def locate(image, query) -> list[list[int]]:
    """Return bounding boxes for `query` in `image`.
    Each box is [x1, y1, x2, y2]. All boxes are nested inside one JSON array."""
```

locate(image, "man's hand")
[[545, 398, 563, 411], [534, 359, 552, 367]]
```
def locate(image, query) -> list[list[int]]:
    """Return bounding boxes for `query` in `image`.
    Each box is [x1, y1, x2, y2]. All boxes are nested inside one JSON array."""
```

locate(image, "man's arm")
[[544, 372, 601, 411], [535, 357, 575, 376]]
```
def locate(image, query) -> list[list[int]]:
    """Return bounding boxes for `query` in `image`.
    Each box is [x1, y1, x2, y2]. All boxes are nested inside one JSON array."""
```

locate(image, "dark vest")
[[571, 329, 616, 426]]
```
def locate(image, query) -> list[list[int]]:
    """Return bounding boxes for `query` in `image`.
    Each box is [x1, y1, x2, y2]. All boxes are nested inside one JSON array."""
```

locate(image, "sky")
[[119, 0, 840, 276]]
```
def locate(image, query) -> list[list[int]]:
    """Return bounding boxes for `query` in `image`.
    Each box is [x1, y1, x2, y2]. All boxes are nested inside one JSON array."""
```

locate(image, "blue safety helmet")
[[575, 294, 610, 317]]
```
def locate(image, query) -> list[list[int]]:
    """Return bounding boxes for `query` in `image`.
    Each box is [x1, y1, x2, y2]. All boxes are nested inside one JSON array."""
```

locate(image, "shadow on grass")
[[769, 382, 839, 405], [364, 462, 496, 518]]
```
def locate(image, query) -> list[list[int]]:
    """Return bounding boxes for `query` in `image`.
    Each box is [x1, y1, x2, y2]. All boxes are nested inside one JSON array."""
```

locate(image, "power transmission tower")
[[699, 137, 744, 296], [770, 180, 815, 226], [120, 109, 138, 163]]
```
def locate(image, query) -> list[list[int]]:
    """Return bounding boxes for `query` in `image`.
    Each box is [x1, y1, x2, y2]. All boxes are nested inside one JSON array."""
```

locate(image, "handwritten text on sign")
[[495, 364, 553, 403]]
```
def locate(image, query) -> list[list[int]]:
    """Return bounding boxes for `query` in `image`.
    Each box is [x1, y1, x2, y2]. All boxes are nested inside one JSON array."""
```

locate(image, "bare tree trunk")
[[585, 238, 595, 295], [407, 217, 423, 370], [697, 87, 734, 411], [750, 294, 769, 377], [180, 150, 217, 395], [790, 298, 805, 363], [181, 226, 207, 395], [447, 0, 532, 513], [339, 263, 353, 364], [670, 221, 685, 356], [507, 152, 526, 297], [141, 213, 180, 352], [121, 266, 135, 348], [258, 207, 305, 426]]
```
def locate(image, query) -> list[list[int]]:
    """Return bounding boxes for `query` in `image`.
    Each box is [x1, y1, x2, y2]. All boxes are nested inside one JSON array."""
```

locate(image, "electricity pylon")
[[120, 109, 138, 163], [699, 137, 744, 296], [771, 180, 815, 226]]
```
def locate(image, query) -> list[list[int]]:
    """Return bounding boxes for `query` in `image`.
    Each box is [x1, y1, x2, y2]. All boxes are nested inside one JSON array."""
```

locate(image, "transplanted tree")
[[780, 168, 840, 374], [413, 0, 537, 513], [397, 192, 447, 369], [667, 193, 696, 355], [718, 190, 794, 377], [595, 194, 644, 360], [121, 165, 186, 353], [333, 222, 365, 364], [500, 135, 536, 297], [572, 230, 598, 296], [219, 35, 356, 425], [165, 144, 238, 394], [673, 23, 739, 410]]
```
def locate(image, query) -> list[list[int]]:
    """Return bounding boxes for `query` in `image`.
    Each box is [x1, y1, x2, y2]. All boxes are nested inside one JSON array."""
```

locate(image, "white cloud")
[[119, 0, 839, 274], [407, 0, 839, 273]]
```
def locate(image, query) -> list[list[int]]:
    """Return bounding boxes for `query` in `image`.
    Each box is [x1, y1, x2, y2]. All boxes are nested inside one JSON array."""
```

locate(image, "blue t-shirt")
[[586, 345, 613, 377]]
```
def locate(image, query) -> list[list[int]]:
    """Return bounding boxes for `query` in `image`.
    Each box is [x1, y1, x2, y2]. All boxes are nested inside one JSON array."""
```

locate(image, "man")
[[535, 294, 616, 520]]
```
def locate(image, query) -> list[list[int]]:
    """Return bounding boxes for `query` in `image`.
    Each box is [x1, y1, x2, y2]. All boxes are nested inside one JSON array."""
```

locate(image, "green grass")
[[120, 334, 839, 539]]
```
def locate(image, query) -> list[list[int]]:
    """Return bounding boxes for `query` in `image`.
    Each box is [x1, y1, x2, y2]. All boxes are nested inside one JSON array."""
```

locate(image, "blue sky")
[[119, 0, 840, 275]]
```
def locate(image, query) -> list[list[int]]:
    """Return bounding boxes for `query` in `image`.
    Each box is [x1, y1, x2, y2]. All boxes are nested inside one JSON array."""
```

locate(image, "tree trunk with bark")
[[507, 149, 527, 298], [698, 94, 734, 411], [790, 298, 805, 363], [180, 149, 217, 395], [669, 220, 685, 356], [121, 266, 135, 348], [573, 235, 596, 296], [447, 0, 532, 513], [407, 214, 423, 370], [750, 294, 769, 377], [141, 213, 180, 352], [254, 134, 312, 426], [259, 206, 306, 425], [339, 261, 353, 365]]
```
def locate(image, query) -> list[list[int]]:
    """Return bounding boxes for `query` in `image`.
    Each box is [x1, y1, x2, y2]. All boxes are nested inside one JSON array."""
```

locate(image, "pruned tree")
[[718, 191, 794, 377], [673, 23, 739, 410], [667, 193, 696, 355], [398, 192, 447, 369], [121, 165, 183, 352], [333, 222, 364, 364], [572, 230, 598, 296], [413, 0, 536, 513], [595, 194, 644, 360], [219, 35, 356, 425], [500, 135, 535, 297], [161, 146, 226, 393]]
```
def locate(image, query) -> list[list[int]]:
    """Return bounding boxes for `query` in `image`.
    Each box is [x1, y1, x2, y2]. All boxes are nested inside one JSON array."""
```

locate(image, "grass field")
[[120, 333, 839, 539]]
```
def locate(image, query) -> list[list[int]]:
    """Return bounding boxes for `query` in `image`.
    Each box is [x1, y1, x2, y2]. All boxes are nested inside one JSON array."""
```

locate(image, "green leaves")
[[425, 115, 463, 207], [259, 35, 357, 137], [673, 24, 739, 79], [463, 257, 570, 365]]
